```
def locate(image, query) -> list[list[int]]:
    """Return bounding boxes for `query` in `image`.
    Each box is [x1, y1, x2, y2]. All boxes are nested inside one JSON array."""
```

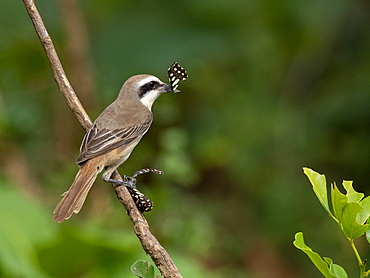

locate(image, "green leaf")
[[342, 180, 364, 203], [323, 257, 333, 265], [341, 202, 368, 239], [329, 264, 348, 278], [303, 168, 330, 214], [293, 232, 336, 278], [365, 220, 370, 244], [360, 197, 370, 244], [131, 260, 155, 278], [358, 196, 370, 224], [324, 258, 348, 278], [331, 183, 347, 222]]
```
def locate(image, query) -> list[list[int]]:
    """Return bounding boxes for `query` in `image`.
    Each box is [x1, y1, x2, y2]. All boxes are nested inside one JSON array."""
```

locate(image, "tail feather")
[[53, 159, 102, 223]]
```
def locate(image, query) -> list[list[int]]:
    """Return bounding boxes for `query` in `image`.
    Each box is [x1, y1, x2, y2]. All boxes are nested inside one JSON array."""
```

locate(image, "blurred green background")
[[1, 0, 370, 277]]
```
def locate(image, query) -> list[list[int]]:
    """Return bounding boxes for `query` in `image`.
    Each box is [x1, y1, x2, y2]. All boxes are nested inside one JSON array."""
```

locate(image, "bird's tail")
[[53, 158, 103, 223]]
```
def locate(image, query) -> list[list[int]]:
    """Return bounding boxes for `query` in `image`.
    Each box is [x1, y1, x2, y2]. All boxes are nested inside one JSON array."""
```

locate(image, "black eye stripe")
[[138, 80, 160, 97]]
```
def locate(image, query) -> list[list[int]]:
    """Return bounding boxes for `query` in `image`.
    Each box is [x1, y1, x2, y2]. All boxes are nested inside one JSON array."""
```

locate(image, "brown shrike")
[[53, 74, 172, 223]]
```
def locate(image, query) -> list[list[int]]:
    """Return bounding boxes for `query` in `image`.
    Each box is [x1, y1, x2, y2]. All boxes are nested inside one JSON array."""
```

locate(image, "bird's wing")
[[76, 119, 152, 165]]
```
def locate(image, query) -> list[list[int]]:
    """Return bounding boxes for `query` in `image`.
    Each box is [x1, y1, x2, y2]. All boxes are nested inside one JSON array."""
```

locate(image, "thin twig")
[[21, 1, 182, 277], [22, 0, 92, 130]]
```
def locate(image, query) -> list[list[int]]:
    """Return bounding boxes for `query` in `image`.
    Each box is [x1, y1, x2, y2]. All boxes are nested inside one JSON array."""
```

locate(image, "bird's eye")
[[148, 81, 159, 88], [138, 80, 160, 97]]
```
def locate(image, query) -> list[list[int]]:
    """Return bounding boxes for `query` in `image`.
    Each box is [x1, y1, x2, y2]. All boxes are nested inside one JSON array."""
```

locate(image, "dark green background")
[[1, 0, 370, 277]]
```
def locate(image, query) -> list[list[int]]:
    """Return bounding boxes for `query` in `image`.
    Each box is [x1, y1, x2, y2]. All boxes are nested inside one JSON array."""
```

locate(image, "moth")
[[124, 168, 164, 212], [168, 61, 188, 93]]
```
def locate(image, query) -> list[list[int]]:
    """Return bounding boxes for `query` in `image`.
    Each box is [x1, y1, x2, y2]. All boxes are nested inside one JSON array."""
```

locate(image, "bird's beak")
[[159, 83, 173, 94]]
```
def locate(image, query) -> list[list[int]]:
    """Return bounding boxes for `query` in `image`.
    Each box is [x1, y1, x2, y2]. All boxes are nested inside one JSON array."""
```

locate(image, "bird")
[[53, 74, 172, 223]]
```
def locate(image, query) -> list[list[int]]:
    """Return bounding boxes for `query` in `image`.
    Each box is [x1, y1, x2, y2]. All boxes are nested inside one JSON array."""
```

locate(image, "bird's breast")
[[105, 137, 142, 167]]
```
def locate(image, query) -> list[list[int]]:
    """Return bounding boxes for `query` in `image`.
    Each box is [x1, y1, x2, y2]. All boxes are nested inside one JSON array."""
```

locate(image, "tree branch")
[[21, 1, 182, 277], [22, 0, 92, 130]]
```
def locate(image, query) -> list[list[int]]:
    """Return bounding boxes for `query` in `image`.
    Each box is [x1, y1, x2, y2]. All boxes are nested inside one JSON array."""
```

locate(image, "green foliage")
[[293, 232, 346, 278], [0, 184, 55, 278], [0, 181, 213, 278], [131, 260, 159, 278], [303, 168, 330, 214], [2, 0, 370, 277], [295, 168, 370, 277]]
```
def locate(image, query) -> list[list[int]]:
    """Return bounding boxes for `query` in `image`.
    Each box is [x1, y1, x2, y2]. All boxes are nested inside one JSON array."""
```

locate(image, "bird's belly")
[[105, 137, 141, 167]]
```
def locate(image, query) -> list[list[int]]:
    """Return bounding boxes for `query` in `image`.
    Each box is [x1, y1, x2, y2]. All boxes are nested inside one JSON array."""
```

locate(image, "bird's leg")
[[102, 169, 137, 188], [103, 168, 164, 212], [102, 168, 164, 188]]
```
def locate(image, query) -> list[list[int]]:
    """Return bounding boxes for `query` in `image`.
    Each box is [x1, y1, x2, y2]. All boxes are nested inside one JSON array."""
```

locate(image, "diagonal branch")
[[21, 1, 182, 277], [22, 0, 92, 130]]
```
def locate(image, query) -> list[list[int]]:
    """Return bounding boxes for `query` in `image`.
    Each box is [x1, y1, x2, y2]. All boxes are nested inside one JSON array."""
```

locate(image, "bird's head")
[[119, 74, 172, 111]]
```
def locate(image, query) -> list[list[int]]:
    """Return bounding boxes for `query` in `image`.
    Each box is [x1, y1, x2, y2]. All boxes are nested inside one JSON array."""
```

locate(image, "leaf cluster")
[[294, 168, 370, 278]]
